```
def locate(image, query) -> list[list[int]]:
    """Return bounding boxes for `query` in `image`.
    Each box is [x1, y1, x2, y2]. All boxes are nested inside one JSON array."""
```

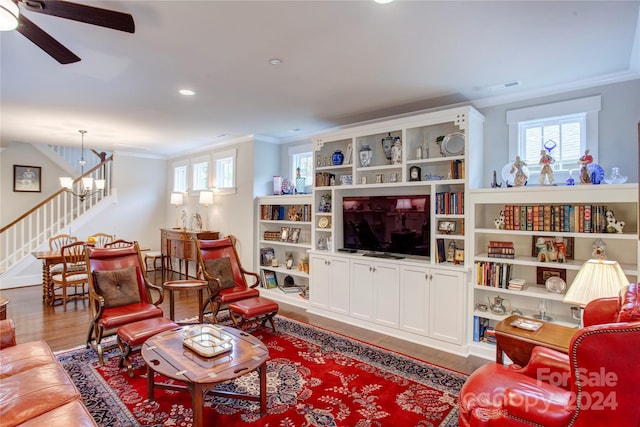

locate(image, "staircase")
[[0, 150, 114, 276]]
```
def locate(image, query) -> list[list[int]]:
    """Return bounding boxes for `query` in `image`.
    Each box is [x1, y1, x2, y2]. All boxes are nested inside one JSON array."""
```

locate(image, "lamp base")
[[532, 313, 555, 322]]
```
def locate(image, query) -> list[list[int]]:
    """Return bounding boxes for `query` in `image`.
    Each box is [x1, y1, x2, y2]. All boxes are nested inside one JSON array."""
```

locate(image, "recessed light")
[[374, 0, 394, 4], [179, 89, 196, 96], [269, 58, 282, 65], [487, 81, 521, 91]]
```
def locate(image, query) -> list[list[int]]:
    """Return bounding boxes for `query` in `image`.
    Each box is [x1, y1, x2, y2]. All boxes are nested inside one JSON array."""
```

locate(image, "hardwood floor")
[[0, 275, 488, 375]]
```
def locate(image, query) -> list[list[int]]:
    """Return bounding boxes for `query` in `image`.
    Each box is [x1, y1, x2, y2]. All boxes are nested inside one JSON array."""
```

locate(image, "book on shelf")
[[501, 203, 612, 234], [508, 278, 526, 291], [262, 270, 278, 289], [278, 284, 302, 294], [260, 247, 275, 266]]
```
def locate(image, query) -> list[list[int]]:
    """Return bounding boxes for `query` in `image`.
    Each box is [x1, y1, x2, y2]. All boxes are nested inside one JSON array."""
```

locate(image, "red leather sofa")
[[459, 283, 640, 427], [0, 319, 97, 426]]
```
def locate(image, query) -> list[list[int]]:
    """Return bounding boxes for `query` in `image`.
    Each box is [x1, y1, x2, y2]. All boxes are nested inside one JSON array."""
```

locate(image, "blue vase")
[[332, 150, 344, 165]]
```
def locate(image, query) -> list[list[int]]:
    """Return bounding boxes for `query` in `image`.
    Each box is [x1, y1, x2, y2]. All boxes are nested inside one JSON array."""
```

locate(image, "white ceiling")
[[1, 0, 639, 157]]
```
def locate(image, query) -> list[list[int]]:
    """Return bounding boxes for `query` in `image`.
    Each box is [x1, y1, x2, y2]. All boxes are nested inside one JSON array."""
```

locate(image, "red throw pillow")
[[617, 283, 640, 322]]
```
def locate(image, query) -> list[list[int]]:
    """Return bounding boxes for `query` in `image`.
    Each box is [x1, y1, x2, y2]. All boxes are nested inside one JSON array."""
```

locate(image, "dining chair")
[[49, 234, 78, 274], [89, 233, 114, 247], [50, 241, 89, 311], [105, 239, 134, 248]]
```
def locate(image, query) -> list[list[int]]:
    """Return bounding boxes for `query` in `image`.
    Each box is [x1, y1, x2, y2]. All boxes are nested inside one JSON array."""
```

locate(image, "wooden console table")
[[161, 229, 219, 279], [495, 315, 576, 366]]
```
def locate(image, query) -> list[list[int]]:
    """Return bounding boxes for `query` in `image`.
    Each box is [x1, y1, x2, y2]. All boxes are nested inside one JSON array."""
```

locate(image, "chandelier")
[[59, 130, 105, 201]]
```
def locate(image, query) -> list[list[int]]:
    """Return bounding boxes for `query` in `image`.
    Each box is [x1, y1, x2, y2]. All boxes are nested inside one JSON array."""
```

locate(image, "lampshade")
[[564, 259, 629, 306], [81, 176, 94, 190], [199, 191, 213, 206], [0, 0, 19, 31], [170, 192, 184, 206], [59, 177, 74, 190], [395, 199, 412, 210]]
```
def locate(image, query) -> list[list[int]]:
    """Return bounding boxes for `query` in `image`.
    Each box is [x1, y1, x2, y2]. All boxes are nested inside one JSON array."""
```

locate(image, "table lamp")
[[564, 258, 629, 327], [199, 190, 214, 231], [170, 192, 184, 229]]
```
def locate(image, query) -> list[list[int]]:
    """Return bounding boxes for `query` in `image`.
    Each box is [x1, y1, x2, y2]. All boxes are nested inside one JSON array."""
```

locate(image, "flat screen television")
[[342, 194, 430, 258]]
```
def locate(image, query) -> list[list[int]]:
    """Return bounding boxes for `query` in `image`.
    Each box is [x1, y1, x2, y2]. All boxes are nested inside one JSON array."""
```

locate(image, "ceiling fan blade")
[[20, 0, 135, 33], [16, 15, 80, 64]]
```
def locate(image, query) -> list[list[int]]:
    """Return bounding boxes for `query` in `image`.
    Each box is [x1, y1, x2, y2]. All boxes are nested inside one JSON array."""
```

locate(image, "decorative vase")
[[359, 144, 372, 167], [381, 132, 394, 160], [390, 137, 402, 165], [332, 150, 344, 165]]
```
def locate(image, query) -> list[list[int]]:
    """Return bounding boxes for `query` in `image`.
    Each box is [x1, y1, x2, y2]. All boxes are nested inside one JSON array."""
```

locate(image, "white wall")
[[0, 142, 69, 226]]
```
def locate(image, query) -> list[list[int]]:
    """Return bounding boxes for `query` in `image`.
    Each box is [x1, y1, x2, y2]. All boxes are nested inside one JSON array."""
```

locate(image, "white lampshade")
[[81, 176, 94, 190], [95, 179, 106, 190], [564, 259, 629, 306], [170, 192, 184, 206], [395, 199, 412, 210], [59, 177, 74, 190], [0, 0, 19, 31], [199, 190, 214, 206]]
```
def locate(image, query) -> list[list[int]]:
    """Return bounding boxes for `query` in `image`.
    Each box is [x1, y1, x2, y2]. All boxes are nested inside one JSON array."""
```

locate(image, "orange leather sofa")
[[0, 319, 97, 426]]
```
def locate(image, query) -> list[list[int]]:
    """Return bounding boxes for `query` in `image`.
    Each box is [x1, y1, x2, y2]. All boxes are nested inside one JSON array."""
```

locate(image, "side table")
[[163, 280, 208, 324], [495, 315, 576, 366]]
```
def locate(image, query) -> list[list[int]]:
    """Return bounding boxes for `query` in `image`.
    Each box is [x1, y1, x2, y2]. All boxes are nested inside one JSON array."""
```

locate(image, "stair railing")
[[0, 155, 113, 273]]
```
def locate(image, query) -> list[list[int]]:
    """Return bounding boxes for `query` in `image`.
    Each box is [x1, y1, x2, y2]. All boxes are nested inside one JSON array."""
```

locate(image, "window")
[[517, 114, 585, 174], [173, 162, 187, 192], [192, 160, 209, 191], [289, 145, 313, 189], [507, 96, 600, 181], [213, 148, 237, 194]]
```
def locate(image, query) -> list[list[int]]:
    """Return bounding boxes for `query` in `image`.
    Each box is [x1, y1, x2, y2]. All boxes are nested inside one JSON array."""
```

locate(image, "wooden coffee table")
[[141, 325, 269, 427], [495, 315, 576, 366]]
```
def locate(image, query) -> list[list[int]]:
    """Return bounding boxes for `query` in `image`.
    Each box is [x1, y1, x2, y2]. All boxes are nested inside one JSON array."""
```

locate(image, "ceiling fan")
[[1, 0, 134, 64]]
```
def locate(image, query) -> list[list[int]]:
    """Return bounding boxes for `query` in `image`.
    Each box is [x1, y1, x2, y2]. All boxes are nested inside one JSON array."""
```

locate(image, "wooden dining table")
[[31, 250, 65, 305]]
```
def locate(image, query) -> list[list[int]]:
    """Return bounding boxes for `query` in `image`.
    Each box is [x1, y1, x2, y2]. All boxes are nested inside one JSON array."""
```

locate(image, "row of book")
[[261, 204, 312, 222], [501, 204, 611, 233], [315, 172, 336, 187], [475, 261, 513, 288], [435, 191, 464, 215], [449, 160, 465, 180], [487, 240, 515, 259], [473, 316, 496, 344]]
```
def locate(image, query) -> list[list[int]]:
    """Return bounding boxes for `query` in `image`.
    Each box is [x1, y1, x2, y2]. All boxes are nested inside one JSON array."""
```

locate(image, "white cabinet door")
[[428, 269, 464, 345], [372, 262, 400, 328], [399, 265, 430, 335], [327, 256, 350, 315], [309, 254, 329, 310], [350, 259, 374, 321]]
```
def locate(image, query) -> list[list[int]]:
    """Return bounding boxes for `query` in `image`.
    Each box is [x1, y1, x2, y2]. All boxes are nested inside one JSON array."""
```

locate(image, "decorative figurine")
[[510, 156, 528, 187], [490, 170, 502, 188], [592, 238, 607, 259], [535, 237, 551, 262], [605, 210, 625, 233], [552, 236, 566, 263], [493, 210, 505, 229], [538, 149, 554, 185], [577, 149, 593, 184], [180, 209, 188, 230]]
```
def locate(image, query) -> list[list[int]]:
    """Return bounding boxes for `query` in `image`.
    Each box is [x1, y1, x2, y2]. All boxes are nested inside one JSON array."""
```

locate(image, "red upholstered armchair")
[[459, 283, 640, 427], [195, 236, 260, 323], [85, 242, 164, 364]]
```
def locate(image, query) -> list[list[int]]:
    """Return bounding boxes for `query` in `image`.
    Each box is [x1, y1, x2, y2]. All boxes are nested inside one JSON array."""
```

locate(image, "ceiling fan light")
[[0, 0, 19, 31]]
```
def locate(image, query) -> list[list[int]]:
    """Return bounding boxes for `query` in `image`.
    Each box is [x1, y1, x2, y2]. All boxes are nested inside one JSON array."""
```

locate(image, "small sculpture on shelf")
[[285, 252, 294, 269], [552, 236, 566, 263], [592, 238, 607, 259], [493, 210, 505, 230], [538, 149, 554, 185], [577, 149, 593, 184], [605, 210, 625, 233], [535, 237, 551, 262], [509, 156, 528, 187], [490, 170, 502, 188]]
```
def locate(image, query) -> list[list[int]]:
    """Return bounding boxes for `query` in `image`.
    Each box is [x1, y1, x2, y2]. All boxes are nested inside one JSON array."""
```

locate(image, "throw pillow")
[[93, 265, 141, 308], [618, 283, 640, 322], [203, 257, 236, 290]]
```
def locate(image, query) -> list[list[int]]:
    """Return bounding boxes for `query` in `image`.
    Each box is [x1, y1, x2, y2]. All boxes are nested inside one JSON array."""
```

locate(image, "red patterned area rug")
[[56, 316, 466, 426]]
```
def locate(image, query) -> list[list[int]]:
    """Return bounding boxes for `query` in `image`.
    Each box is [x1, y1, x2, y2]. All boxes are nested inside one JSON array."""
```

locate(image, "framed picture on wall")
[[13, 165, 41, 193]]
